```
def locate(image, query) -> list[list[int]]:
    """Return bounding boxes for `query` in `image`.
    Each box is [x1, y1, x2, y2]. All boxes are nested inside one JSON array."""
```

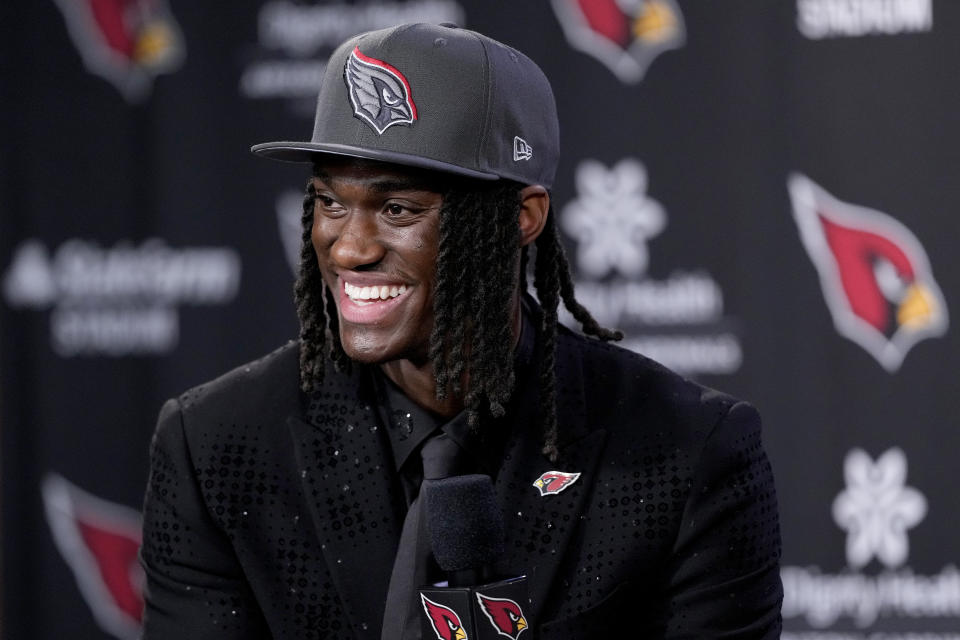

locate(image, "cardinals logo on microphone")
[[53, 0, 185, 102], [422, 595, 469, 640], [477, 593, 528, 639], [788, 174, 948, 372]]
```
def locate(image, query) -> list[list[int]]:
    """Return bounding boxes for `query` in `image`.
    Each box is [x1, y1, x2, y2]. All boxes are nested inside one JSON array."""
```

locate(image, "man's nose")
[[328, 214, 386, 268]]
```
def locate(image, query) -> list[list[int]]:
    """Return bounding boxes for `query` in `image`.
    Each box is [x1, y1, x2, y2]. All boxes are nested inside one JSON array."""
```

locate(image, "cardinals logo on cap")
[[344, 46, 418, 135], [533, 470, 581, 496], [42, 473, 144, 640], [422, 594, 468, 640], [788, 173, 948, 372], [53, 0, 185, 102], [551, 0, 685, 84], [476, 593, 529, 639]]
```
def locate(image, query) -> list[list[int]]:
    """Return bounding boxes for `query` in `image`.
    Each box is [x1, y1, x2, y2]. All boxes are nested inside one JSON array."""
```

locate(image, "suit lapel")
[[494, 335, 608, 627], [288, 364, 401, 640], [285, 321, 609, 634]]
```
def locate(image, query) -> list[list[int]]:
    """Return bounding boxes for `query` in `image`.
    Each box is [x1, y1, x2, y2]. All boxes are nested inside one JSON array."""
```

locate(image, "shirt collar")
[[372, 373, 442, 473], [372, 299, 538, 476]]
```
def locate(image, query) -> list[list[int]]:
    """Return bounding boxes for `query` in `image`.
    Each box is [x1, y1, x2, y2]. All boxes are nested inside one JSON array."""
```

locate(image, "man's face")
[[310, 158, 444, 365]]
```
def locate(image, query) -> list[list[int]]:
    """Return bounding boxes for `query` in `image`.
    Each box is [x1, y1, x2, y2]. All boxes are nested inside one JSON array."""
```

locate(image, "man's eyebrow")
[[368, 179, 440, 194], [312, 171, 440, 194]]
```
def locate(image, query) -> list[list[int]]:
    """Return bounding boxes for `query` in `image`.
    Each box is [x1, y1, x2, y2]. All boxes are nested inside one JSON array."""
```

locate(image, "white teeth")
[[344, 282, 408, 302]]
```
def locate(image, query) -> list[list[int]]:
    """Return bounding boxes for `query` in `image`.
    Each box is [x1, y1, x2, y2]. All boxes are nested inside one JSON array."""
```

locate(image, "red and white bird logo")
[[42, 473, 144, 640], [551, 0, 685, 84], [788, 173, 948, 372], [53, 0, 185, 102], [532, 470, 581, 496], [476, 593, 529, 639], [421, 594, 468, 640]]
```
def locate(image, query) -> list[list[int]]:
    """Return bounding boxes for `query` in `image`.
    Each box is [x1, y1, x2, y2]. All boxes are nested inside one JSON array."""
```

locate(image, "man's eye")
[[314, 195, 345, 217], [385, 203, 409, 217]]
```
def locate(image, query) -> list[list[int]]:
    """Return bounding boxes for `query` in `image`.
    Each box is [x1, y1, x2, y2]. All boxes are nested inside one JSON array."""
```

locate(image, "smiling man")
[[140, 23, 783, 639]]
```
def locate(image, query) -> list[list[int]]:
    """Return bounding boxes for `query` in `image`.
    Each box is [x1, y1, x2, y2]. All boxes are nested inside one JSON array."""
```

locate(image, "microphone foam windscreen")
[[422, 474, 506, 572]]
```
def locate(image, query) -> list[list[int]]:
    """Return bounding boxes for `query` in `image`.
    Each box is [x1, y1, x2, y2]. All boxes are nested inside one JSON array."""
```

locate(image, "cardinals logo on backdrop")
[[42, 473, 144, 640], [788, 173, 948, 372], [422, 595, 468, 640], [551, 0, 685, 83], [476, 593, 528, 639], [53, 0, 185, 102], [532, 470, 581, 496], [344, 46, 418, 134]]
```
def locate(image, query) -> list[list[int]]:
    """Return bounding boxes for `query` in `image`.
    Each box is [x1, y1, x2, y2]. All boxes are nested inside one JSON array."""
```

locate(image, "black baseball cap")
[[252, 23, 559, 188]]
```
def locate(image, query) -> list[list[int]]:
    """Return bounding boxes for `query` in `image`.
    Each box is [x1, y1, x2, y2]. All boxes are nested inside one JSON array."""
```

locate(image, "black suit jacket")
[[140, 328, 783, 639]]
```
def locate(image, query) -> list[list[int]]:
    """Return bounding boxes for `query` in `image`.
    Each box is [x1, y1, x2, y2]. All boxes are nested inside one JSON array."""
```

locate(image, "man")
[[140, 23, 782, 639]]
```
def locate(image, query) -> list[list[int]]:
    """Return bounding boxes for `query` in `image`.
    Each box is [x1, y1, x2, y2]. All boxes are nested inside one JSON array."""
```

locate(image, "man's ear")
[[518, 185, 549, 247]]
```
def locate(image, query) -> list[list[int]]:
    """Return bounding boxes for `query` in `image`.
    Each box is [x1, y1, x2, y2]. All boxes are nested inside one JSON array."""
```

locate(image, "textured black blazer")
[[140, 328, 783, 639]]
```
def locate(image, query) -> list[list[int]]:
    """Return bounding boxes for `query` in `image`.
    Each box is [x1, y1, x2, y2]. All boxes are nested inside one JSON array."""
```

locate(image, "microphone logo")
[[421, 594, 468, 640], [476, 593, 529, 639]]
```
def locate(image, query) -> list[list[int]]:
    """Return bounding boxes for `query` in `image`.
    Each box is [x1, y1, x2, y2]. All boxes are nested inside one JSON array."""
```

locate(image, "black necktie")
[[381, 432, 467, 639]]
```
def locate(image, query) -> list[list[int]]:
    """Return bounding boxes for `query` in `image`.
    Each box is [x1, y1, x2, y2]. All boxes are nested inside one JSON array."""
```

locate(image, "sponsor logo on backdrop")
[[781, 447, 960, 637], [796, 0, 933, 39], [559, 158, 742, 376], [3, 238, 240, 356], [788, 174, 948, 372], [53, 0, 185, 102], [43, 473, 144, 640], [833, 448, 927, 570], [240, 0, 464, 113], [551, 0, 685, 84]]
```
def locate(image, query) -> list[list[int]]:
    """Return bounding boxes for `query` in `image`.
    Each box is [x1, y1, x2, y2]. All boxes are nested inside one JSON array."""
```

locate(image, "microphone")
[[419, 474, 530, 640], [423, 473, 504, 586]]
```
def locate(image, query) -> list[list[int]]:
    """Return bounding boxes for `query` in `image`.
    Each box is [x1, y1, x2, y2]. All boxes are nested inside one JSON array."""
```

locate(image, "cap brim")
[[251, 141, 500, 182]]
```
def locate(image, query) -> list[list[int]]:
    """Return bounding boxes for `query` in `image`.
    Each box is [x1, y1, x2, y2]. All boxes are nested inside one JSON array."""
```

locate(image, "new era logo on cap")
[[513, 136, 533, 161]]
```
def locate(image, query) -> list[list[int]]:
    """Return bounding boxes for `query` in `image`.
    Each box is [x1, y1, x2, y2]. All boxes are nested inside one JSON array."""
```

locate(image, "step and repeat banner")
[[2, 1, 958, 638]]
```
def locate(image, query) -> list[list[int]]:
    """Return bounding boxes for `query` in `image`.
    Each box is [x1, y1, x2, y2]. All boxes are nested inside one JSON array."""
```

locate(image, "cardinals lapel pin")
[[532, 470, 581, 496]]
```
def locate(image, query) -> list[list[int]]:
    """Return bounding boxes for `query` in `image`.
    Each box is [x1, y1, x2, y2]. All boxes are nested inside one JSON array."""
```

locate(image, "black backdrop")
[[3, 1, 958, 638]]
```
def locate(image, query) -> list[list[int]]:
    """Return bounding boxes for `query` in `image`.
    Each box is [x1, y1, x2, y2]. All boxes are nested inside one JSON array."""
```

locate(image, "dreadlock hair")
[[294, 164, 622, 462]]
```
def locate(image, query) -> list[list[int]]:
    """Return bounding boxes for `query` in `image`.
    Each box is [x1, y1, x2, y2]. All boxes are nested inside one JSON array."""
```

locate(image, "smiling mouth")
[[343, 281, 408, 305]]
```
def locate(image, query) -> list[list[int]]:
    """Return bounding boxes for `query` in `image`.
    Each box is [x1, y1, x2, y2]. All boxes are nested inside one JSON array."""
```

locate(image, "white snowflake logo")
[[560, 158, 666, 279], [832, 447, 927, 570]]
